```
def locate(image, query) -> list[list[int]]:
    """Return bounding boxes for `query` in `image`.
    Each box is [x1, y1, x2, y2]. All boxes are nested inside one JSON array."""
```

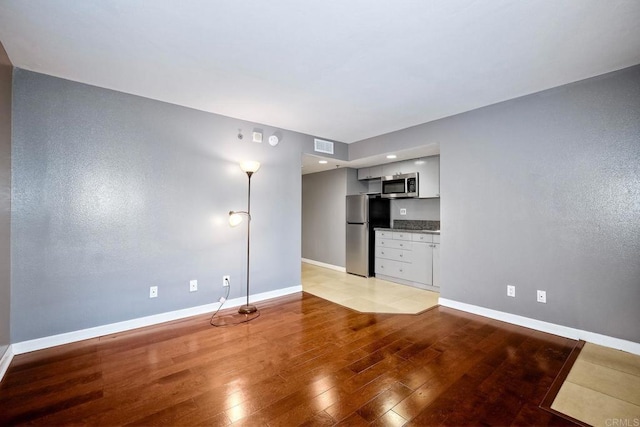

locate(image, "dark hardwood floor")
[[0, 292, 578, 426]]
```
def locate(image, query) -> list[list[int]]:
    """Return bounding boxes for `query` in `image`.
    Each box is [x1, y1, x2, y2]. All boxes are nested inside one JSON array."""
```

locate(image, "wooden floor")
[[0, 292, 579, 426]]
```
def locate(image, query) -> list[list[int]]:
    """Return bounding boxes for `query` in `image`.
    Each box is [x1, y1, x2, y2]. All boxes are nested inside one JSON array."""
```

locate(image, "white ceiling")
[[1, 1, 639, 145]]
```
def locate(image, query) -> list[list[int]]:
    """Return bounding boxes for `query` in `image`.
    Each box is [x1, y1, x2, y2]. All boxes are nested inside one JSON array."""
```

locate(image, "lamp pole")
[[238, 169, 257, 314]]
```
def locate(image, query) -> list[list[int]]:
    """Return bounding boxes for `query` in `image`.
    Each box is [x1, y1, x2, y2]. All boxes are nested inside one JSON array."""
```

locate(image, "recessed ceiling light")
[[319, 160, 328, 164], [386, 154, 397, 159]]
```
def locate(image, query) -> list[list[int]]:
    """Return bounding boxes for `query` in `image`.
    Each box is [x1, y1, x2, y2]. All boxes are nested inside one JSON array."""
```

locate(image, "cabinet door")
[[375, 247, 412, 263], [359, 166, 383, 180], [412, 233, 433, 243], [375, 258, 409, 278], [357, 167, 370, 180], [392, 231, 413, 241], [382, 160, 413, 177], [376, 230, 391, 240], [379, 238, 410, 250], [368, 165, 382, 179], [417, 155, 440, 198], [407, 242, 433, 285], [432, 243, 440, 288], [382, 162, 397, 177]]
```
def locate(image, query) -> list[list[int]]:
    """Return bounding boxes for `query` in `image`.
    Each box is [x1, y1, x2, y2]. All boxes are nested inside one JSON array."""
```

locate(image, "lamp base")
[[238, 304, 257, 314]]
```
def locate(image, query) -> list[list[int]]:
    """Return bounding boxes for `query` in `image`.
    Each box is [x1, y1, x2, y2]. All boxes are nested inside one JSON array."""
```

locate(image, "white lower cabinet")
[[375, 230, 440, 291], [408, 240, 432, 284]]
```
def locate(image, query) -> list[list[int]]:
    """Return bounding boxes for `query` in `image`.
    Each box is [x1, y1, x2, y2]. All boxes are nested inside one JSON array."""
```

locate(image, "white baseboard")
[[439, 298, 640, 356], [12, 285, 302, 355], [0, 345, 14, 383], [302, 258, 346, 272]]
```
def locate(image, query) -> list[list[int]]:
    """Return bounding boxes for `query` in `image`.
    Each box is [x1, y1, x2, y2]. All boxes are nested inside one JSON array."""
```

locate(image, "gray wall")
[[11, 70, 306, 342], [0, 42, 11, 358], [390, 199, 440, 224], [351, 65, 640, 344], [302, 168, 365, 267]]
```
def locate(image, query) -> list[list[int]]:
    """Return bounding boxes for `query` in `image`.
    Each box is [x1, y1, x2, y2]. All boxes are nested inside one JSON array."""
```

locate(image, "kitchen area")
[[301, 153, 441, 304]]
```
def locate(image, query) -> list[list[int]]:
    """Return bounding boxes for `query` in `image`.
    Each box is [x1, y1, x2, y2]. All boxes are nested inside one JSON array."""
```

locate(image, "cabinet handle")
[[399, 254, 403, 257], [381, 251, 385, 254]]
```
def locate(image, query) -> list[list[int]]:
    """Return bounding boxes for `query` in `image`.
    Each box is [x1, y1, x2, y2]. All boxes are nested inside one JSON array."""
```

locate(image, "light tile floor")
[[301, 262, 440, 314], [551, 343, 640, 427]]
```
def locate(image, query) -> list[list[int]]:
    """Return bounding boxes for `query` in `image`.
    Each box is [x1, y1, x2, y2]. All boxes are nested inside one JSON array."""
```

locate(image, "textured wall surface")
[[351, 65, 640, 343], [302, 168, 366, 267], [440, 65, 640, 343], [11, 70, 306, 342], [0, 42, 11, 358], [302, 168, 349, 267]]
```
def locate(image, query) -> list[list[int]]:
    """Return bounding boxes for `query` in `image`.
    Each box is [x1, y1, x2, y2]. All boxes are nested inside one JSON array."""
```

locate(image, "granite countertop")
[[375, 227, 440, 234], [376, 219, 440, 234]]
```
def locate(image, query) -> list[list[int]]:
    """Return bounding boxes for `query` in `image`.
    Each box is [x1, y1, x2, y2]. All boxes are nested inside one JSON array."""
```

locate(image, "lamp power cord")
[[209, 278, 260, 327]]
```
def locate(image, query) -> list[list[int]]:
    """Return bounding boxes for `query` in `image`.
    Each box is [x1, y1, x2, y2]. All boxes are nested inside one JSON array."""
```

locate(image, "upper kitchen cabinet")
[[381, 161, 413, 177], [357, 165, 383, 180], [414, 155, 440, 198]]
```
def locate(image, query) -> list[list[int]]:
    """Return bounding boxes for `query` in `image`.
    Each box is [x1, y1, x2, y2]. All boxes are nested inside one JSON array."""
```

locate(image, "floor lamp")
[[228, 160, 260, 315]]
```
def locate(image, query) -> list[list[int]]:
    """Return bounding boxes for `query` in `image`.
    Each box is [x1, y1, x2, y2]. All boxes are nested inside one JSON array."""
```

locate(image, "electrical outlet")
[[189, 279, 198, 292], [400, 208, 407, 216], [507, 285, 515, 297], [223, 275, 230, 287], [537, 290, 547, 303], [149, 286, 158, 298]]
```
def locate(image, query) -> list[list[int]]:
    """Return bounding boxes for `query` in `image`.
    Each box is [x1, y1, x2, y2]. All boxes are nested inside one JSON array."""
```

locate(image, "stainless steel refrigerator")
[[346, 194, 390, 277]]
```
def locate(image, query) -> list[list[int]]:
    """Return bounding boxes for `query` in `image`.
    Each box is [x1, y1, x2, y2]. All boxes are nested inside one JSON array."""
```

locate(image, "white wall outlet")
[[400, 208, 407, 216], [223, 275, 230, 287], [507, 285, 515, 297], [149, 286, 158, 298], [189, 279, 198, 292], [537, 290, 547, 303]]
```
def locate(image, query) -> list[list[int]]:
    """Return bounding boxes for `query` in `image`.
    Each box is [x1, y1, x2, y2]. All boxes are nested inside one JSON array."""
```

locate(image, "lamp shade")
[[228, 211, 244, 227], [240, 161, 261, 174]]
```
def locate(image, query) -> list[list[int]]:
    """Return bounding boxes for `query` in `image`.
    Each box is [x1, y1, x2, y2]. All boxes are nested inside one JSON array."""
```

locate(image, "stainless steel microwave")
[[381, 172, 419, 198]]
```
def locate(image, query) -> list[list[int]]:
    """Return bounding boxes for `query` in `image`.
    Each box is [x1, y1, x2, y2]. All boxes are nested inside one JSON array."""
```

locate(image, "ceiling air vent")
[[314, 138, 334, 155]]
